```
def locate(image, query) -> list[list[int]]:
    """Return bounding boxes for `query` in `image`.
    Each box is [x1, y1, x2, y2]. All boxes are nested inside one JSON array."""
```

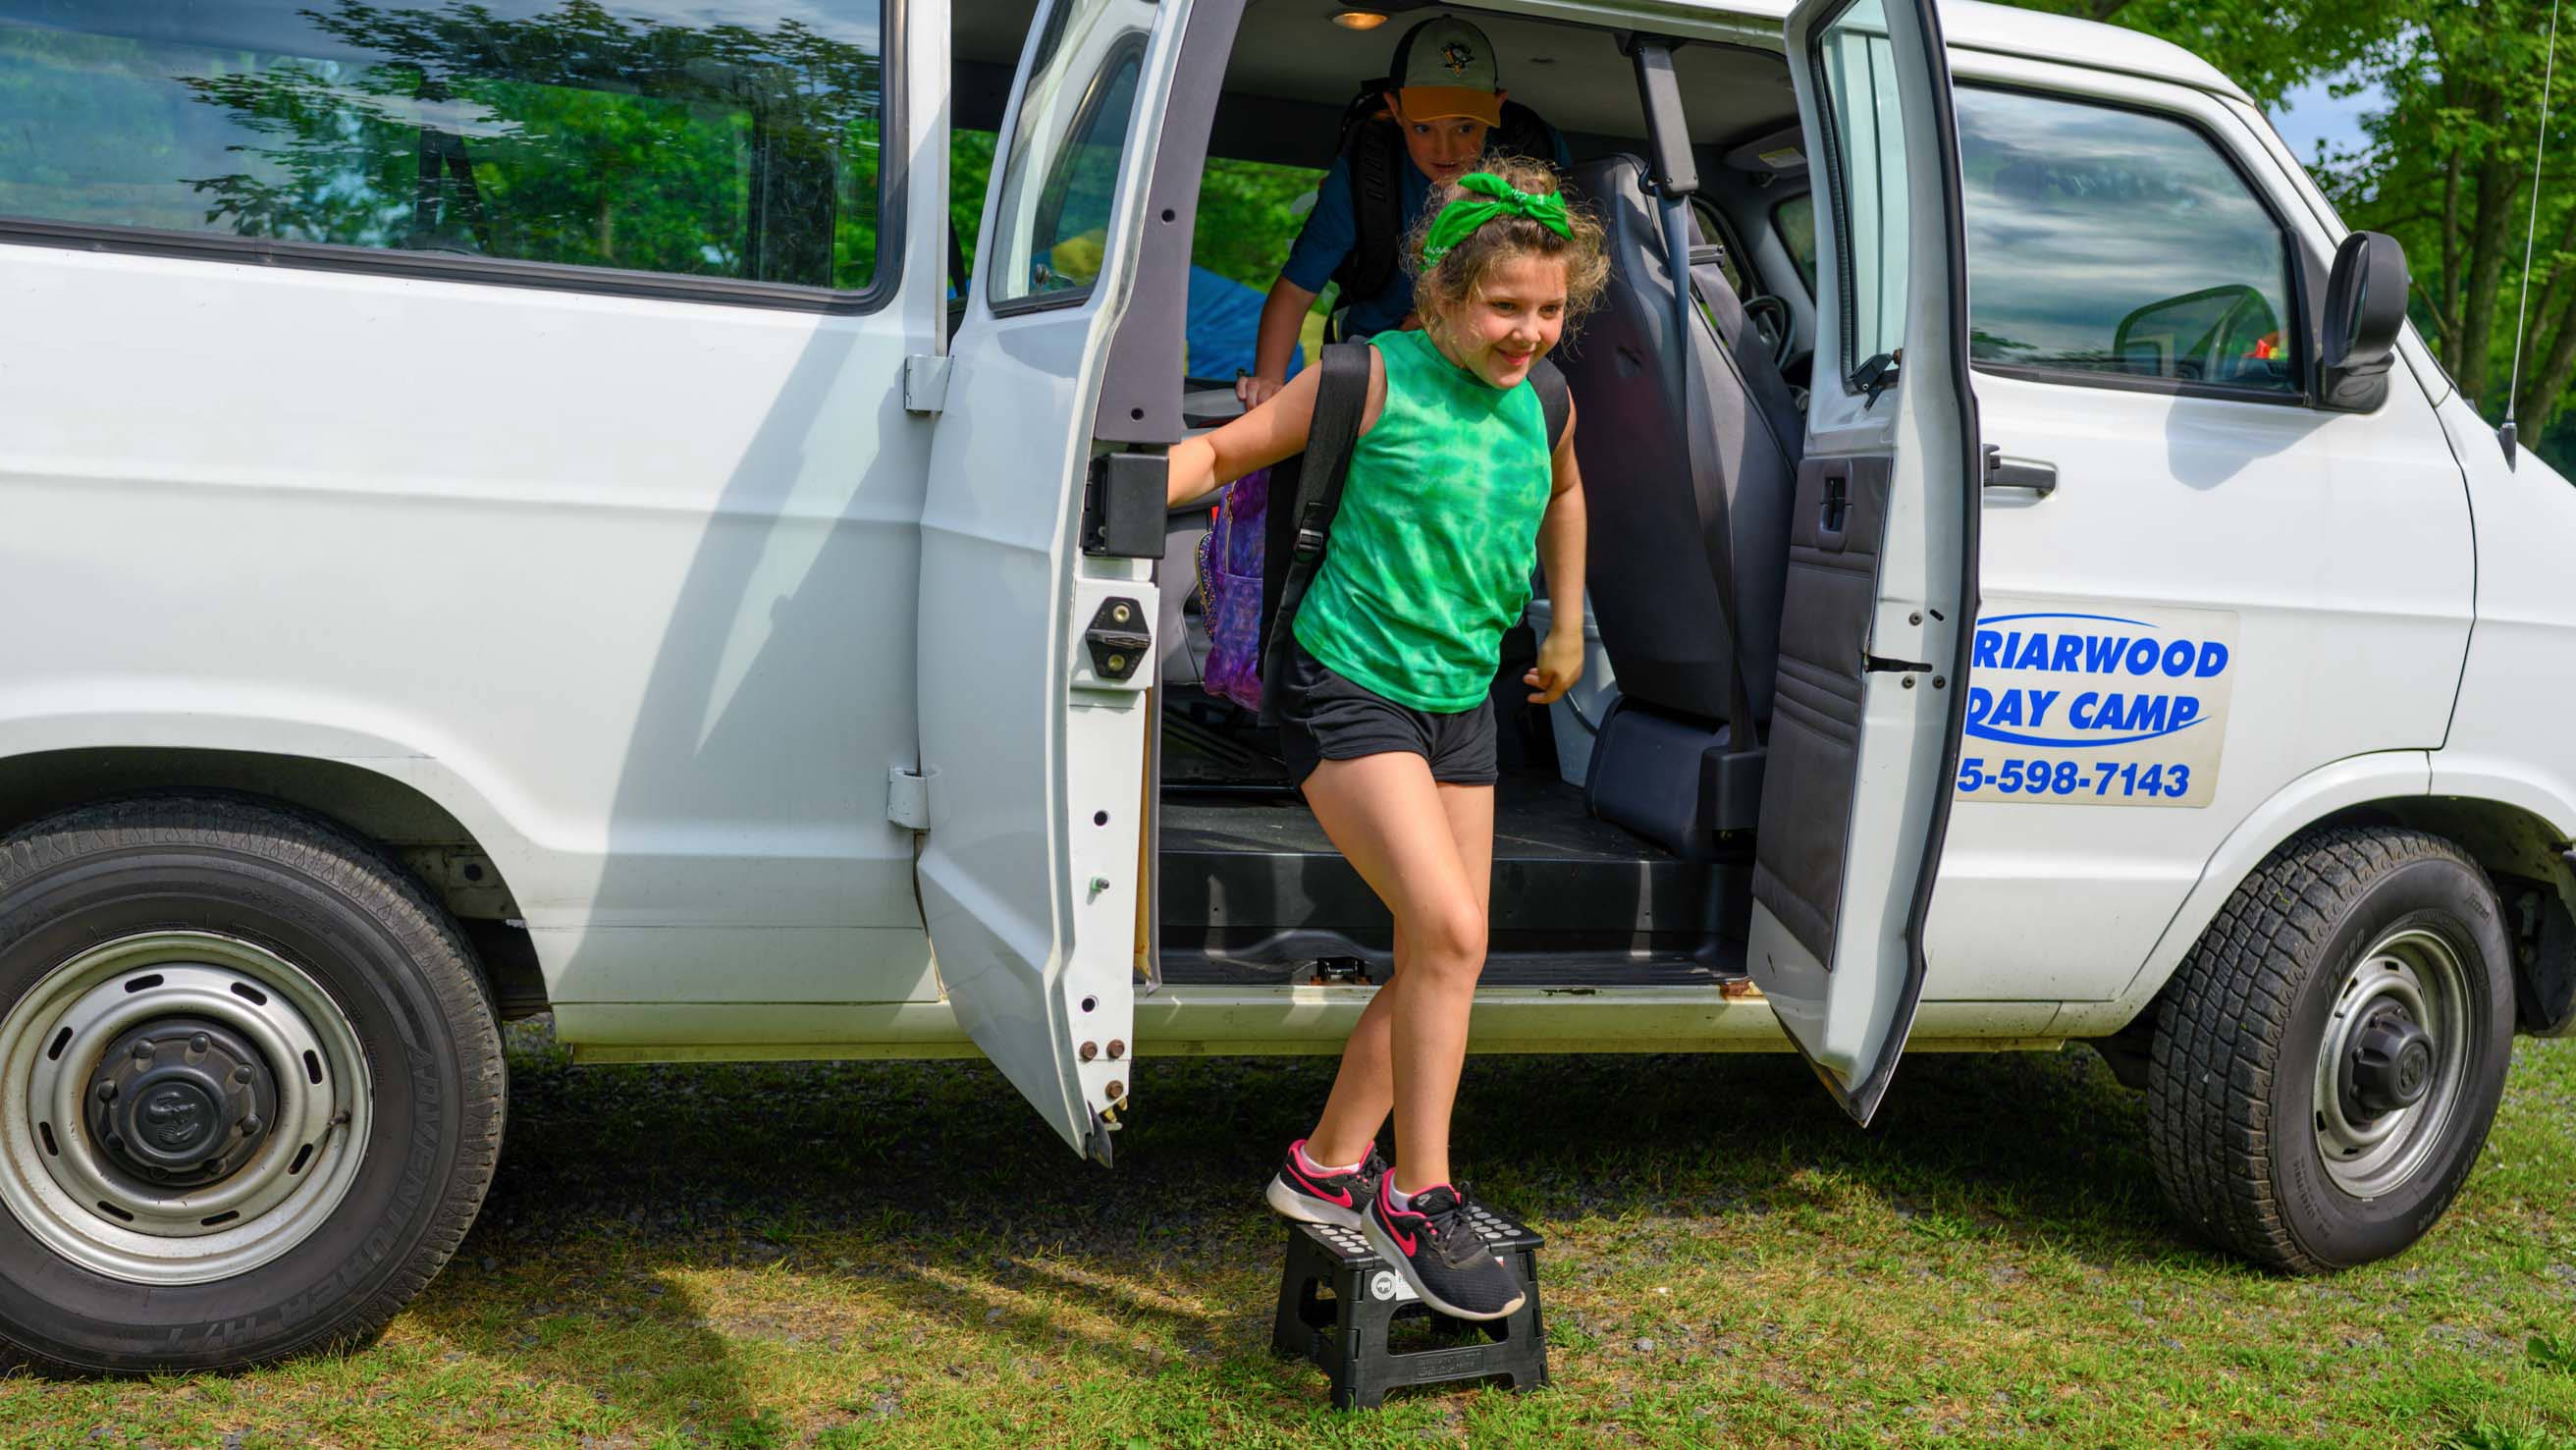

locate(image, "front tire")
[[2147, 826, 2513, 1272], [0, 797, 504, 1372]]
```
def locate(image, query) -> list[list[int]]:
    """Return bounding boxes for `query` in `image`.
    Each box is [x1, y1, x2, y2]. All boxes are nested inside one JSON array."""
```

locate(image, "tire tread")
[[2146, 825, 2484, 1273]]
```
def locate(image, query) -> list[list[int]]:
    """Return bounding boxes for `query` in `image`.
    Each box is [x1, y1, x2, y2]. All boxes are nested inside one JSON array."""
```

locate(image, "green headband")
[[1421, 172, 1573, 269]]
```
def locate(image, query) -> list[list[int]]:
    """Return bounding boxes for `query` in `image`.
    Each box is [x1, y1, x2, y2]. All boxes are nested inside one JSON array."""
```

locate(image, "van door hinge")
[[903, 354, 950, 415], [886, 766, 931, 831]]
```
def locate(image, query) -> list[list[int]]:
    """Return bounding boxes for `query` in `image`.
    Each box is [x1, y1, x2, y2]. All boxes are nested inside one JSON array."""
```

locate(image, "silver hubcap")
[[0, 932, 372, 1284], [2311, 926, 2469, 1199]]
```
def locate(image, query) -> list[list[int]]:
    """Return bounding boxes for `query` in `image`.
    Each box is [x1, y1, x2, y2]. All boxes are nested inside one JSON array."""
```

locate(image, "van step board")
[[1159, 774, 1744, 986]]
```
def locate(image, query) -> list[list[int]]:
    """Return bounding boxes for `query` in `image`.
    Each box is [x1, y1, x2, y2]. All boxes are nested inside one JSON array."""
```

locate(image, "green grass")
[[6, 1023, 2573, 1447]]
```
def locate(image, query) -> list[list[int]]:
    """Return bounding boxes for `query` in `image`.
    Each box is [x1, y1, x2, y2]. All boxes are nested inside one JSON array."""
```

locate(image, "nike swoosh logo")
[[1389, 1220, 1418, 1255], [1285, 1160, 1354, 1208]]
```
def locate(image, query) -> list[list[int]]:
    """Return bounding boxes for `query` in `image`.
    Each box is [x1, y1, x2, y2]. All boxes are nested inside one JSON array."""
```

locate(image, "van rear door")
[[914, 0, 1187, 1160], [1751, 0, 1980, 1124]]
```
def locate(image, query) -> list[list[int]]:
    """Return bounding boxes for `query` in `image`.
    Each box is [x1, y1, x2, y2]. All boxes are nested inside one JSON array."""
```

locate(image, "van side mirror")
[[2319, 231, 2408, 411]]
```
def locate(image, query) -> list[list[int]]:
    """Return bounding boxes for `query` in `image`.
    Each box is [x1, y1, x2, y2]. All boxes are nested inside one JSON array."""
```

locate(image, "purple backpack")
[[1194, 466, 1270, 712], [1192, 346, 1568, 720]]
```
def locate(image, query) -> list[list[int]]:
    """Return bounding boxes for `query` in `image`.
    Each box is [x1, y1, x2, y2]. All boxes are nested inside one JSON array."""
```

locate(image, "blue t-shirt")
[[1279, 127, 1574, 337]]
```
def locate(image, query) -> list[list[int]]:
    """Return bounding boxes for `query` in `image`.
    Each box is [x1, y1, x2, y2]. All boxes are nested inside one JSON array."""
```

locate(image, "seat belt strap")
[[1658, 191, 1760, 738]]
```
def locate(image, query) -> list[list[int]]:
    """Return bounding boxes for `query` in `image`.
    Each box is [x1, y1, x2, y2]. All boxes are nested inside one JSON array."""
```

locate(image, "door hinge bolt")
[[1107, 1040, 1125, 1059], [1080, 1042, 1098, 1061], [1902, 675, 1916, 689], [1105, 1080, 1125, 1101]]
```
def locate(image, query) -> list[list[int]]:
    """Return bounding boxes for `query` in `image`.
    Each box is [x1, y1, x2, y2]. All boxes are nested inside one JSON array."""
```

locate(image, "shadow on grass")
[[375, 1017, 2232, 1435]]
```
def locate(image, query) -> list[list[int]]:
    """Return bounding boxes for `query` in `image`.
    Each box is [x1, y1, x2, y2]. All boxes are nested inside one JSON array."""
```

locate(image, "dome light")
[[1332, 11, 1389, 29]]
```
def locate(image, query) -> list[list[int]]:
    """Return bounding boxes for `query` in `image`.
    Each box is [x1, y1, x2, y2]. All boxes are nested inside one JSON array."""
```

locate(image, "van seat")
[[1556, 153, 1801, 728], [1555, 154, 1803, 859]]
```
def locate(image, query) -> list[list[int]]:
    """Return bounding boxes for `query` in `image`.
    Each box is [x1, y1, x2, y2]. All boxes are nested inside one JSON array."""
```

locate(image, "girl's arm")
[[1167, 350, 1386, 510], [1168, 362, 1322, 510], [1526, 398, 1587, 706]]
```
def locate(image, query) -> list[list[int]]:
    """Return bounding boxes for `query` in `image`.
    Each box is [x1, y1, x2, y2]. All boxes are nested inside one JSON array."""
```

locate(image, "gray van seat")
[[1556, 154, 1803, 859]]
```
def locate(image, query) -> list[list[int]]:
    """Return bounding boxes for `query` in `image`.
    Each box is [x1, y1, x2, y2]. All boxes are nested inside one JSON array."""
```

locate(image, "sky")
[[2267, 73, 2386, 163]]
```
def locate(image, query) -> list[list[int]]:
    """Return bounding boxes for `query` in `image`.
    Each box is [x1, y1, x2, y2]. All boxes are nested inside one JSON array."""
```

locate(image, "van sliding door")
[[1750, 0, 1980, 1125]]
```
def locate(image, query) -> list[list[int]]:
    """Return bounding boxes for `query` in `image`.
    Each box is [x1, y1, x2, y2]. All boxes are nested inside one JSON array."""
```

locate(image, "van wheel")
[[0, 797, 503, 1372], [2147, 826, 2512, 1272]]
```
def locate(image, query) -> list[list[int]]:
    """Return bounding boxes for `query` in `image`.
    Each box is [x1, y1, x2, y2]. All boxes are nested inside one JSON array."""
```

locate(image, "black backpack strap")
[[1495, 100, 1563, 170], [1529, 354, 1571, 454], [1258, 342, 1376, 724], [1331, 119, 1405, 303]]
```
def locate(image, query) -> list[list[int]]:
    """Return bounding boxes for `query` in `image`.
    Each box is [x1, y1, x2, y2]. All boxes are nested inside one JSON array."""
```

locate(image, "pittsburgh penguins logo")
[[143, 1088, 206, 1149], [1440, 40, 1476, 76]]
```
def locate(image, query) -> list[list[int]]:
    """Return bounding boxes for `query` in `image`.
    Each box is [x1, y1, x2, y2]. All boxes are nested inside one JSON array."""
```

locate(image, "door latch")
[[1818, 471, 1851, 547], [1083, 455, 1167, 559], [1853, 349, 1901, 407], [1082, 597, 1152, 683]]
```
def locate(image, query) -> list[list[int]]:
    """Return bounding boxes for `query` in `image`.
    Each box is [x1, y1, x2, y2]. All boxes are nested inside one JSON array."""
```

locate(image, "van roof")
[[1690, 0, 2253, 104]]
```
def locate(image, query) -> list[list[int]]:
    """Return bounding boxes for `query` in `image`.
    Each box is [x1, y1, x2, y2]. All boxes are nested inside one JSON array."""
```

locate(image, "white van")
[[0, 0, 2567, 1375]]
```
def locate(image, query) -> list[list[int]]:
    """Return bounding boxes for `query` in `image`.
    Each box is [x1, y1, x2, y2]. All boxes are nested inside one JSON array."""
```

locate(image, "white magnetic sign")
[[1954, 606, 2239, 808]]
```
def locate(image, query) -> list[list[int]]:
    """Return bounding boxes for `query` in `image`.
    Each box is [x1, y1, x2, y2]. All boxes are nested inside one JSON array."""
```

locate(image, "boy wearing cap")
[[1234, 15, 1567, 405]]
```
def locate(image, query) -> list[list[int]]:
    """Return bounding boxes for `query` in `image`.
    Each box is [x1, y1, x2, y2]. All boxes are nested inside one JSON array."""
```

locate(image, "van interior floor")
[[1157, 712, 1750, 988]]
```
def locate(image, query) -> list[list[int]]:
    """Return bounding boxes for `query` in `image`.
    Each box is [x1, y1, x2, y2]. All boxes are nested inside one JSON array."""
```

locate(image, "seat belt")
[[1659, 191, 1759, 741], [1682, 220, 1797, 467], [1257, 341, 1374, 725], [1630, 35, 1764, 836]]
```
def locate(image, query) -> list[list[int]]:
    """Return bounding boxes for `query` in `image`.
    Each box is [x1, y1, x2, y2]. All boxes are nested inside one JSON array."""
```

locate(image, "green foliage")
[[2531, 1332, 2576, 1375], [1191, 155, 1326, 293]]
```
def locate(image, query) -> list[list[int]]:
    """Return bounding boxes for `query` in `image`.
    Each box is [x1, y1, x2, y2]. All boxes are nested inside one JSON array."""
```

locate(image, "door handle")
[[1982, 445, 2058, 497]]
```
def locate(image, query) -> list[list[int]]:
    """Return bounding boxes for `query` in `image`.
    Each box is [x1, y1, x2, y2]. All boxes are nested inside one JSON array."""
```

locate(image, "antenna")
[[2501, 0, 2564, 466]]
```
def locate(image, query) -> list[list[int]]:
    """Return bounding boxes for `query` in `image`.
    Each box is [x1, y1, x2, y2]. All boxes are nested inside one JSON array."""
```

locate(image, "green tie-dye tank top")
[[1292, 328, 1555, 714]]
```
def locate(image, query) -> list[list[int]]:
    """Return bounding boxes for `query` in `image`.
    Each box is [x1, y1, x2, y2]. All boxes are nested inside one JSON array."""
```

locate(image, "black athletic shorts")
[[1276, 635, 1498, 788]]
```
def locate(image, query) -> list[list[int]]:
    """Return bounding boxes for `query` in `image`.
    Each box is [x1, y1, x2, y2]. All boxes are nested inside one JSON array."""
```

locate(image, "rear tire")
[[2147, 826, 2512, 1272], [0, 797, 504, 1372]]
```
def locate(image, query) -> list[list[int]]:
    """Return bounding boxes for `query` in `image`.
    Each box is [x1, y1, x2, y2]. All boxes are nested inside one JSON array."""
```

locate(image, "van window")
[[986, 0, 1153, 307], [0, 0, 887, 294], [1807, 0, 1910, 385], [1773, 193, 1817, 293], [1956, 86, 2298, 395]]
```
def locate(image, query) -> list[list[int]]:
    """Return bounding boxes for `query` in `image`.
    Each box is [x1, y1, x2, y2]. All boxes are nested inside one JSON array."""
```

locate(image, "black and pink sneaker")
[[1265, 1138, 1387, 1232], [1363, 1179, 1527, 1321]]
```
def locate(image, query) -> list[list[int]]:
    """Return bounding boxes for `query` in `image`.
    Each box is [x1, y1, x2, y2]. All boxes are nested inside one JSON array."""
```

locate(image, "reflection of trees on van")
[[0, 0, 884, 289], [1955, 84, 2300, 393]]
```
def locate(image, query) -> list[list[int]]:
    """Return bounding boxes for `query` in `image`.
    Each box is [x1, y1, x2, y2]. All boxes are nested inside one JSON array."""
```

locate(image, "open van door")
[[914, 0, 1187, 1160], [1748, 0, 1980, 1124]]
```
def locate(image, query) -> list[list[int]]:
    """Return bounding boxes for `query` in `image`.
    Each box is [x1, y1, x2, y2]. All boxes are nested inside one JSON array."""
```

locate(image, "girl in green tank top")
[[1167, 158, 1612, 1315]]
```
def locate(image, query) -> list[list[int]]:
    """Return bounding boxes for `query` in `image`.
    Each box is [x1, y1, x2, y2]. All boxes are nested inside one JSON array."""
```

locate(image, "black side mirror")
[[2319, 230, 2408, 411]]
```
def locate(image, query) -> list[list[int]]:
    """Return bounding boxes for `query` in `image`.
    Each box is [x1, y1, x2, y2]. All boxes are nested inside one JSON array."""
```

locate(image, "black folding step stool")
[[1269, 1208, 1549, 1409]]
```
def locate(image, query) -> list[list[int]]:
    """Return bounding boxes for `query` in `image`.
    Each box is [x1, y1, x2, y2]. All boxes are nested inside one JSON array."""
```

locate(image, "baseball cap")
[[1388, 16, 1503, 129]]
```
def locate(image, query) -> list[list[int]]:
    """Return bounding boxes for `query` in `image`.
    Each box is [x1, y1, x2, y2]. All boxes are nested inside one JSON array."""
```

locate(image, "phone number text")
[[1956, 756, 2193, 799]]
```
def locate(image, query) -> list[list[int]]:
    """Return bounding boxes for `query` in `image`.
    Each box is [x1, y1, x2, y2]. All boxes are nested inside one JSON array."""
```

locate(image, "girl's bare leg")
[[1299, 753, 1496, 1192]]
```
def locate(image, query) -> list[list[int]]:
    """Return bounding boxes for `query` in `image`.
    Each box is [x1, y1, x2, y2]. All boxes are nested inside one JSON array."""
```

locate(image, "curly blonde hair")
[[1403, 154, 1610, 340]]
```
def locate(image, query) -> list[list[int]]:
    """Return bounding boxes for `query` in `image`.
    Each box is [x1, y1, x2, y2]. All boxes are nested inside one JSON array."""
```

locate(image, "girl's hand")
[[1524, 627, 1584, 705]]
